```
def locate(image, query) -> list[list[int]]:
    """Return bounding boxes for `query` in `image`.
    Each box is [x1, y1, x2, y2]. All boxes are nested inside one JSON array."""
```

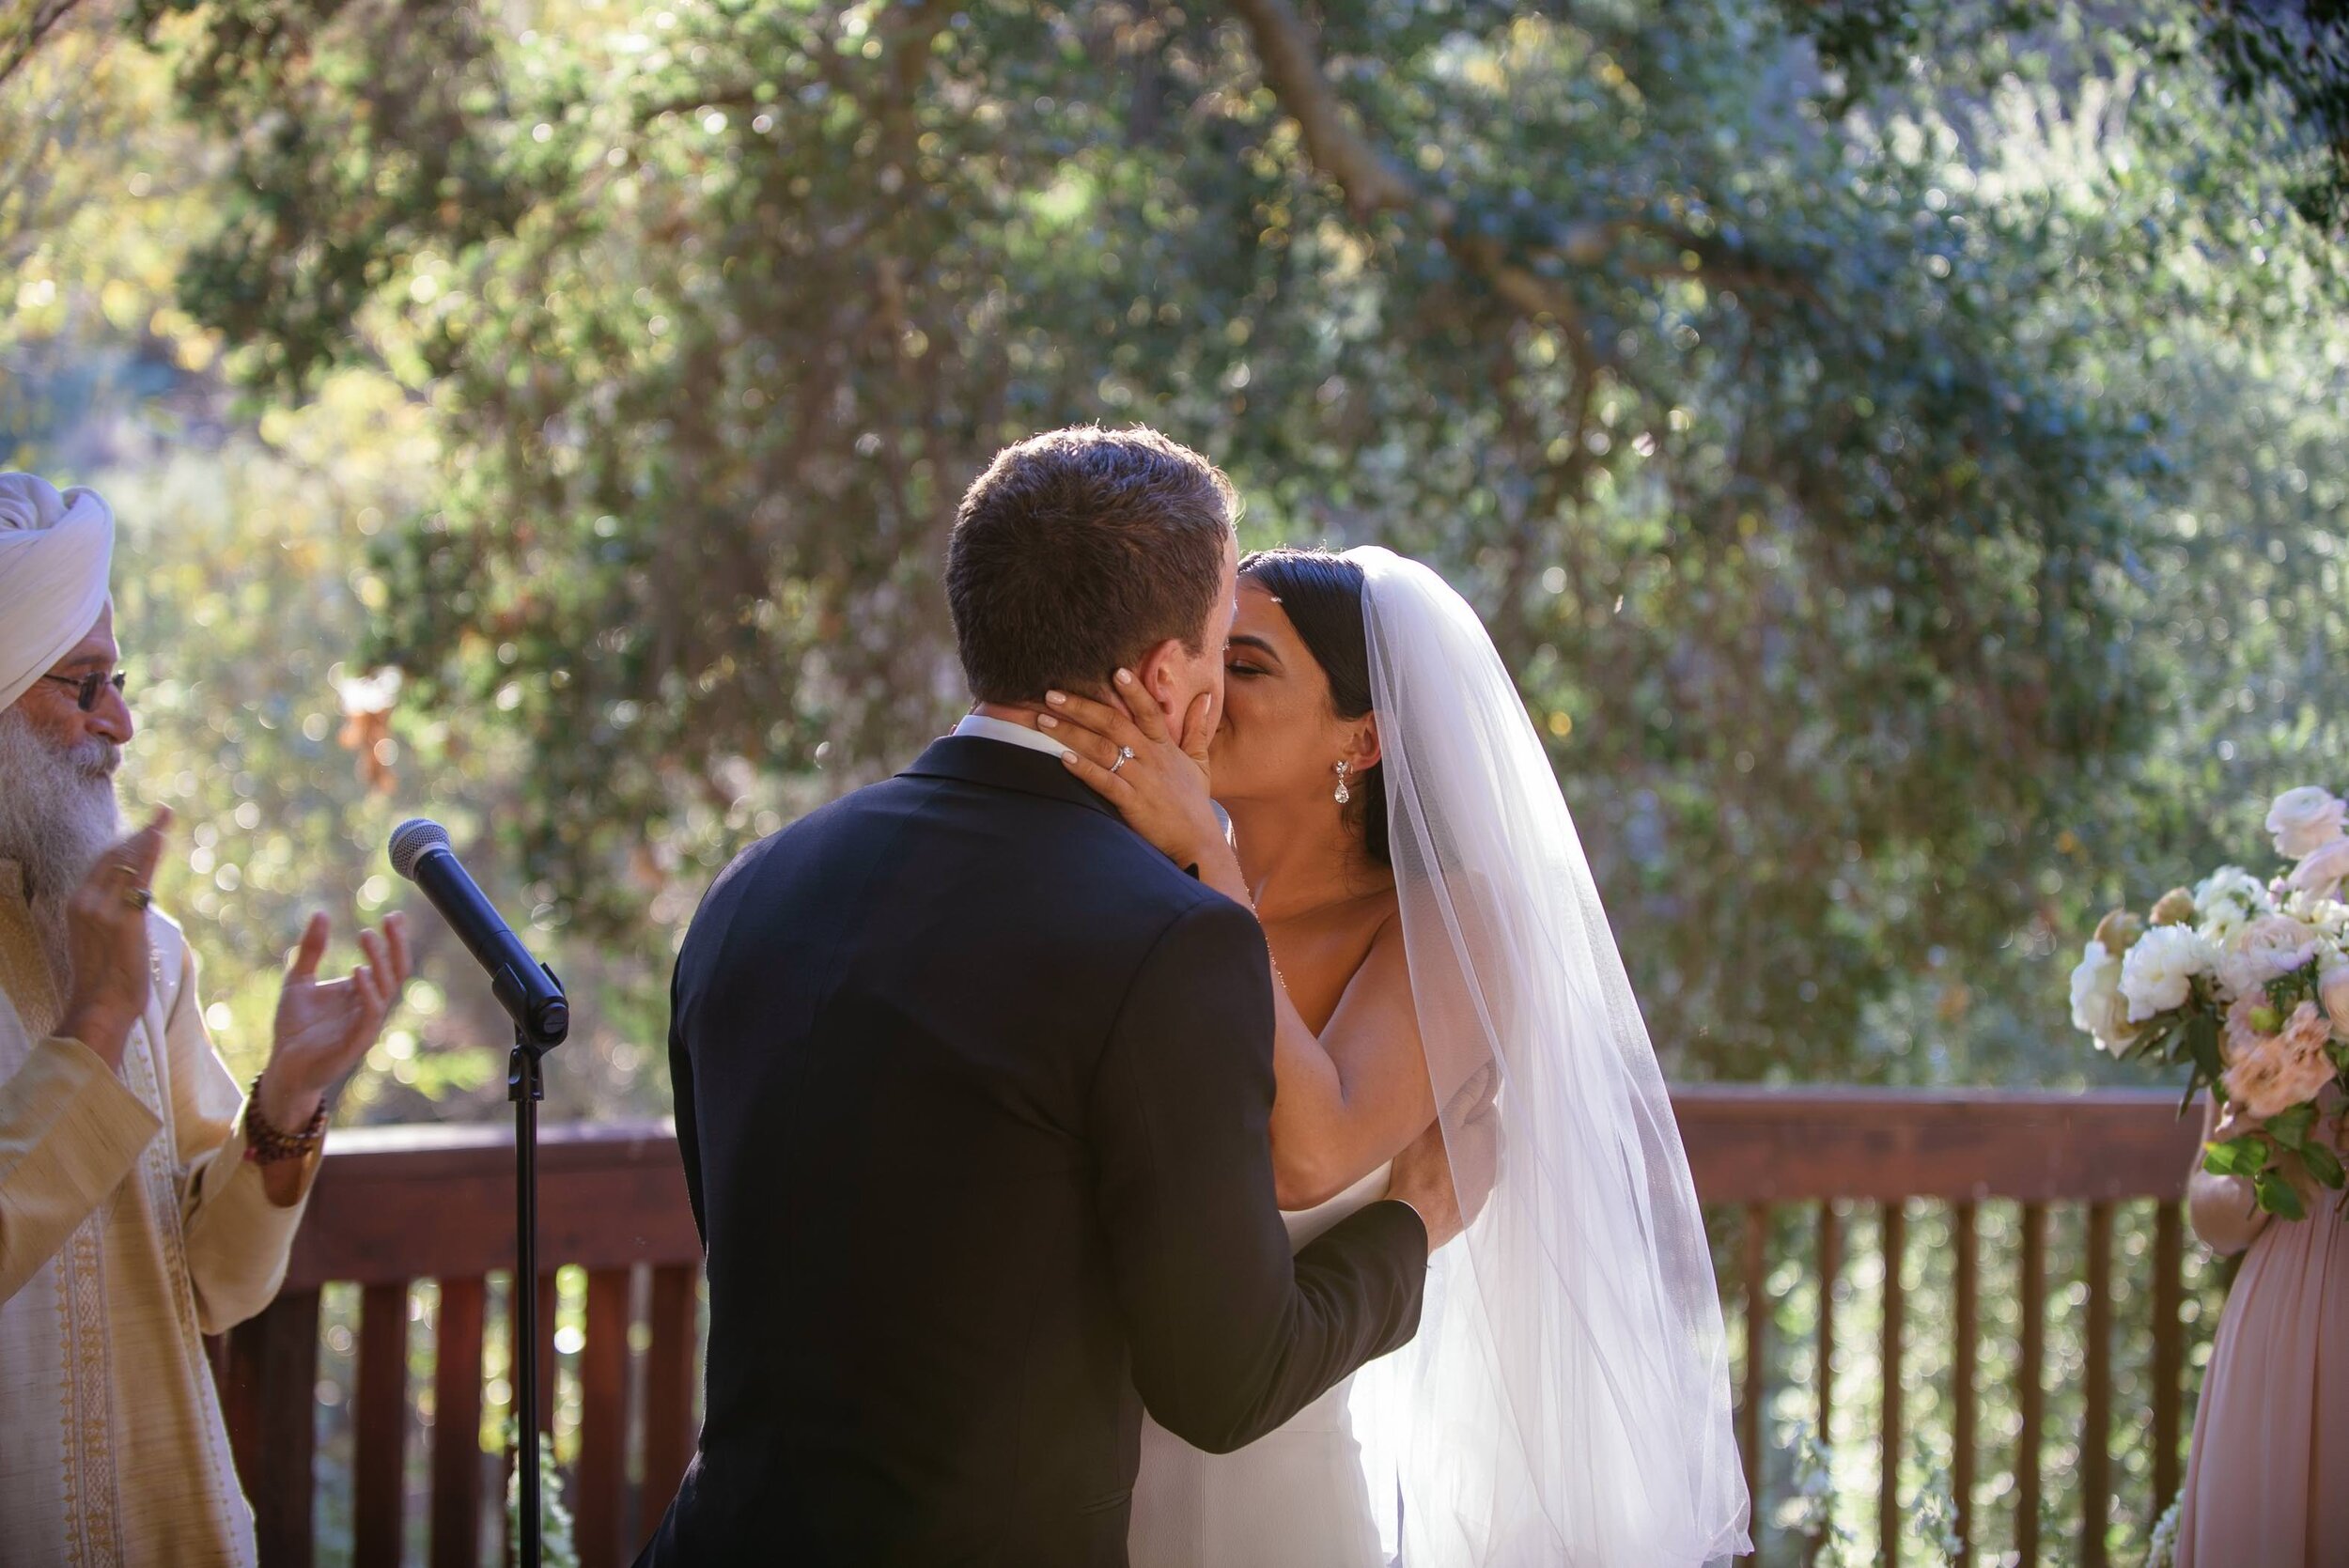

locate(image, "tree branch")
[[1222, 0, 1818, 333], [1224, 0, 1613, 334], [1222, 0, 1421, 220], [0, 0, 83, 93]]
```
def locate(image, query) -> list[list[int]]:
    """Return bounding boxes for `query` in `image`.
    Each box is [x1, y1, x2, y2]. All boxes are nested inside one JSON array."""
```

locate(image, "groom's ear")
[[1130, 638, 1191, 725]]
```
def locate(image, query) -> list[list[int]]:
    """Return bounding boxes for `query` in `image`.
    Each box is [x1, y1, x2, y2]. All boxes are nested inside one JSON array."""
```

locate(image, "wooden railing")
[[209, 1090, 2214, 1567], [210, 1121, 702, 1568], [1688, 1088, 2212, 1567]]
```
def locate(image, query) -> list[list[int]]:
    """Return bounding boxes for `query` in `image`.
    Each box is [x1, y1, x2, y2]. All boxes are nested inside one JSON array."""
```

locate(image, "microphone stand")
[[506, 967, 566, 1568], [386, 820, 568, 1565]]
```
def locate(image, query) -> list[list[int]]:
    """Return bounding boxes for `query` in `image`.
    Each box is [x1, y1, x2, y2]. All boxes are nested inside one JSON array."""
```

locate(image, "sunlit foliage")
[[4, 0, 2345, 1103]]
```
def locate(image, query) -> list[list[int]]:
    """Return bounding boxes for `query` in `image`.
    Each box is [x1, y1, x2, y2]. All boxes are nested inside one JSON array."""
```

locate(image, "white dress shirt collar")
[[952, 711, 1070, 760]]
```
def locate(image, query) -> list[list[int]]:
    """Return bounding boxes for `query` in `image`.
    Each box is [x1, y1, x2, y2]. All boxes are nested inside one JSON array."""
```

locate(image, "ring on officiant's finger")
[[1111, 746, 1135, 775]]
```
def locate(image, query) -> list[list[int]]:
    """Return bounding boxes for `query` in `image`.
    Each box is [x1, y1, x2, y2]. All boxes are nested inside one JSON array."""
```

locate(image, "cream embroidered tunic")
[[0, 859, 317, 1566]]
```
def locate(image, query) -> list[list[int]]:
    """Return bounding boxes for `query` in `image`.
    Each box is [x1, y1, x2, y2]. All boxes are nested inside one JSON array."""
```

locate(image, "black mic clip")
[[507, 964, 565, 1106], [500, 961, 569, 1056]]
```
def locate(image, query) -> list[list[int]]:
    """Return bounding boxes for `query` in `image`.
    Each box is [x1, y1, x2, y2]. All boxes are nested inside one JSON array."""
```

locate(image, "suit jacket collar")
[[902, 735, 1121, 821]]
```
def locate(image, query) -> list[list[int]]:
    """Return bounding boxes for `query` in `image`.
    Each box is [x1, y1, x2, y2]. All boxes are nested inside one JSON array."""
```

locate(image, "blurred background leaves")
[[3, 0, 2346, 1118]]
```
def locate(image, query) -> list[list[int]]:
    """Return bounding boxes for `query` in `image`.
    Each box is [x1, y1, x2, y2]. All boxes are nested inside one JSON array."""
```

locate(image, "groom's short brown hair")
[[946, 426, 1237, 703]]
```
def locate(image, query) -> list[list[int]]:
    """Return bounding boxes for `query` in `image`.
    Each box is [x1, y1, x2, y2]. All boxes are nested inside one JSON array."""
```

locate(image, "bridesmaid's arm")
[[2186, 1095, 2272, 1256]]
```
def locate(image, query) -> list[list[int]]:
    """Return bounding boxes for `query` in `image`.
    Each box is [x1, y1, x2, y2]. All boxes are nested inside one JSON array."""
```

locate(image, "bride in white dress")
[[1048, 546, 1750, 1567]]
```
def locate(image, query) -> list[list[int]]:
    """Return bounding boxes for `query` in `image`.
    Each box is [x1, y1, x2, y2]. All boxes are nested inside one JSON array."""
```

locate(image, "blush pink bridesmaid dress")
[[2175, 1102, 2349, 1568]]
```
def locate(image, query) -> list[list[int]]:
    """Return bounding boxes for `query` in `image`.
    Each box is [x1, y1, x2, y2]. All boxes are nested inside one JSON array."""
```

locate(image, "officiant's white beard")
[[0, 706, 123, 991]]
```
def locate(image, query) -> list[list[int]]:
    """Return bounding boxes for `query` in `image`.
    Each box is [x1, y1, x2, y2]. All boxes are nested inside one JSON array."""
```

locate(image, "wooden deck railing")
[[209, 1089, 2212, 1567], [210, 1121, 703, 1568]]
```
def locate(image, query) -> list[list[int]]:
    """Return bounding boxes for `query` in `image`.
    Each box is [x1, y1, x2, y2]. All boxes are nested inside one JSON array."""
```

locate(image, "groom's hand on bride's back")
[[1385, 1100, 1500, 1254]]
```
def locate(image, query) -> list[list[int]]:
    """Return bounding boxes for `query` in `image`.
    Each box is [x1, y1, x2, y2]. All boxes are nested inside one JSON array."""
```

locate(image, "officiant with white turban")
[[0, 473, 412, 1565]]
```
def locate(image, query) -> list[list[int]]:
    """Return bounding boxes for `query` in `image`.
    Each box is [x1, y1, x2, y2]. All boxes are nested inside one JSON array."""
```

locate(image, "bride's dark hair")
[[1237, 548, 1390, 868]]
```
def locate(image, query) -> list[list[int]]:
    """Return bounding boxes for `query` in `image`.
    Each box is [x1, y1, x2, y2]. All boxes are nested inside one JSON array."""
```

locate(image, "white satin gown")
[[1127, 1159, 1399, 1568]]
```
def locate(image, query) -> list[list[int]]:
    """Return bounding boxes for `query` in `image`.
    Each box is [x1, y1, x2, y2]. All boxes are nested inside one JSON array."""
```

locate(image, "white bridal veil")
[[1348, 546, 1750, 1567]]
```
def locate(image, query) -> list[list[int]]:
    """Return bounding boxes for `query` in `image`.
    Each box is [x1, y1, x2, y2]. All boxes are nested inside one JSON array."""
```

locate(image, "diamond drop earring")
[[1333, 760, 1351, 805]]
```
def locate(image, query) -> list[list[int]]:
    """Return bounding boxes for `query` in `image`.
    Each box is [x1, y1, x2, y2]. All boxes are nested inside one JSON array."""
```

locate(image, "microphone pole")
[[389, 819, 568, 1568]]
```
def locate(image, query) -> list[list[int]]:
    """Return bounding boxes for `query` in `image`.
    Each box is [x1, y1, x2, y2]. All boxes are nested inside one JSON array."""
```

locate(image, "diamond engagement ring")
[[1110, 747, 1135, 775], [123, 886, 153, 911]]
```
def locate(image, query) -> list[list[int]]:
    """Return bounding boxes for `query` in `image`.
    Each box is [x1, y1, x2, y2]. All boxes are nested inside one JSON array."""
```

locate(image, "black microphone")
[[388, 819, 569, 1048]]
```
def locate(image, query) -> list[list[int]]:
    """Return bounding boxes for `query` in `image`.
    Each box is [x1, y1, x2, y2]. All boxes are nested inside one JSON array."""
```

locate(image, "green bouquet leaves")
[[2300, 1141, 2347, 1190], [2265, 1103, 2319, 1152], [2202, 1135, 2272, 1178], [2255, 1170, 2308, 1221]]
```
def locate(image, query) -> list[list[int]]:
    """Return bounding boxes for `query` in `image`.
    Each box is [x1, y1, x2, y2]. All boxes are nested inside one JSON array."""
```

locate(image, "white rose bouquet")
[[2067, 785, 2349, 1219]]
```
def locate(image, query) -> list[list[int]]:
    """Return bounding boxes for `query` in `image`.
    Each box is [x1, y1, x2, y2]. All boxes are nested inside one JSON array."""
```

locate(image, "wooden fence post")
[[223, 1288, 322, 1568]]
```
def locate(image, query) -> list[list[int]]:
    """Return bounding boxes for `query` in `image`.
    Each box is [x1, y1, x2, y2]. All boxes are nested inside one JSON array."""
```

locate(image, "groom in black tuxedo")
[[635, 427, 1451, 1566]]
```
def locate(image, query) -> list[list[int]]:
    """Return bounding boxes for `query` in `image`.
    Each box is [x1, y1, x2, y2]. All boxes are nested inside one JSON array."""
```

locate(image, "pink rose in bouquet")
[[2221, 1000, 2339, 1121]]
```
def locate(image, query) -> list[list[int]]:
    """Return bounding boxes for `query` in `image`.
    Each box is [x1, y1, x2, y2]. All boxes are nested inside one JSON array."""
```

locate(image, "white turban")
[[0, 474, 115, 711]]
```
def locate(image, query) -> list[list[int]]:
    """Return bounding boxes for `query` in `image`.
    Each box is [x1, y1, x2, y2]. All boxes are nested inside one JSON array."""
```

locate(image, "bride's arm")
[[1046, 680, 1439, 1206], [1257, 911, 1437, 1210], [1193, 831, 1438, 1208]]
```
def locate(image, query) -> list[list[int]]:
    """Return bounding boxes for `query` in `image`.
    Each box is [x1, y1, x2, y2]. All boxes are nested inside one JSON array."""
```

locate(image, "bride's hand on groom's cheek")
[[1040, 672, 1221, 866]]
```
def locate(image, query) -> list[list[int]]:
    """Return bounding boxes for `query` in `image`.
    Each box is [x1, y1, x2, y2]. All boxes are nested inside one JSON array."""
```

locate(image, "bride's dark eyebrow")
[[1225, 633, 1283, 667]]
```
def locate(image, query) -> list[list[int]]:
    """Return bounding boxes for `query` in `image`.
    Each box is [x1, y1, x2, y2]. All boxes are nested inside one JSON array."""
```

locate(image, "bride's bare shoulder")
[[1338, 889, 1411, 1007], [1362, 890, 1403, 953]]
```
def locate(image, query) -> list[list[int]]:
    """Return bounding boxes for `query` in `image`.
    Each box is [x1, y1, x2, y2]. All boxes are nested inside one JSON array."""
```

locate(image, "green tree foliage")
[[86, 0, 2340, 1079], [2200, 0, 2349, 232], [4, 27, 684, 1123], [1791, 1, 2349, 235]]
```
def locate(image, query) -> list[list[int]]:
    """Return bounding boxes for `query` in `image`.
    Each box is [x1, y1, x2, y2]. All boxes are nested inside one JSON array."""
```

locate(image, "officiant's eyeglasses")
[[39, 671, 128, 712]]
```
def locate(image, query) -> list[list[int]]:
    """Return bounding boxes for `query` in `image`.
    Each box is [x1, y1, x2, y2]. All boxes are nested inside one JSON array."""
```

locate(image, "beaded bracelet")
[[242, 1075, 329, 1166]]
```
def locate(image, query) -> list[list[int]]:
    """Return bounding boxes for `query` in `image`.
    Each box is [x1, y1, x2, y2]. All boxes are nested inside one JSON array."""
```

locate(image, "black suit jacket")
[[635, 737, 1428, 1566]]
